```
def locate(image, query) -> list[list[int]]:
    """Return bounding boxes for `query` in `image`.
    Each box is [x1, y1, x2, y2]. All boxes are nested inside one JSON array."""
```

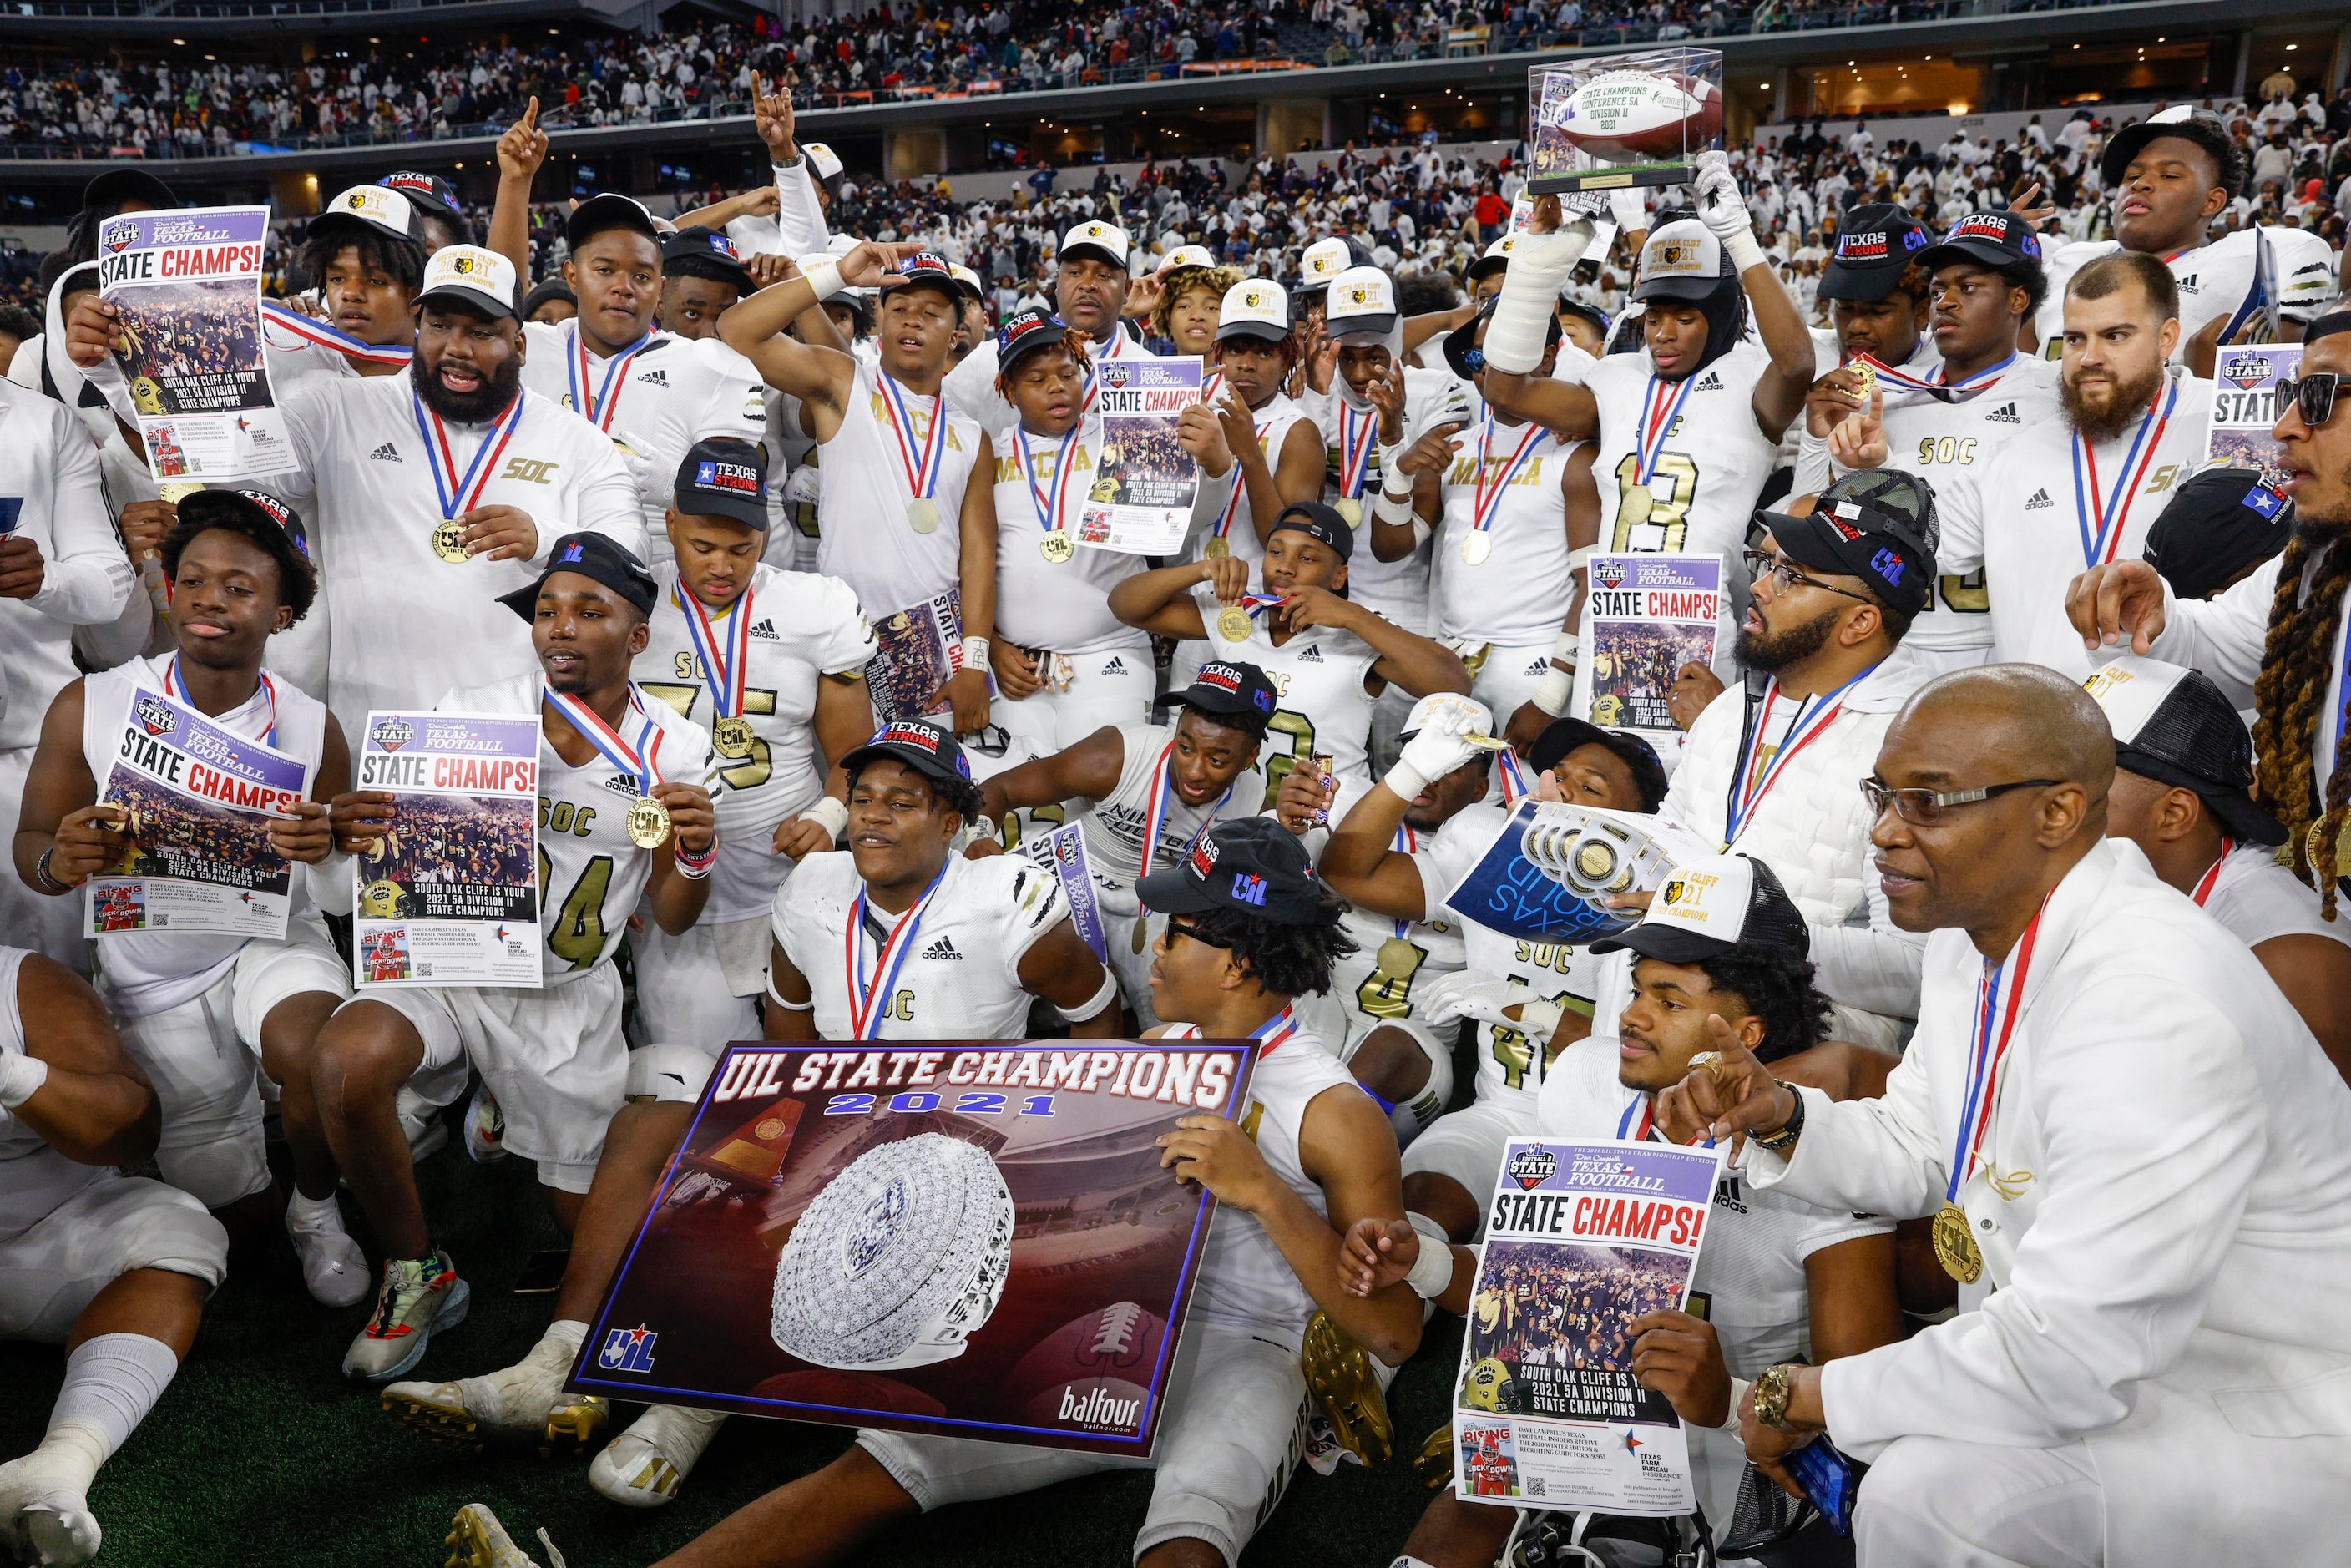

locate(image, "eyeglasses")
[[2276, 372, 2343, 429], [1165, 919, 1233, 951], [1742, 548, 1875, 604], [1861, 776, 2060, 826]]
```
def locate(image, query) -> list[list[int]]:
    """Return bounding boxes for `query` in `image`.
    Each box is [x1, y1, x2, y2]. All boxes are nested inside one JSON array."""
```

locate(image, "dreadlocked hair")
[[2251, 529, 2351, 918]]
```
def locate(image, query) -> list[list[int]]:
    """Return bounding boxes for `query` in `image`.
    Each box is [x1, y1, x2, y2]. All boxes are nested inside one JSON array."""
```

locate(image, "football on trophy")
[[1554, 70, 1722, 162]]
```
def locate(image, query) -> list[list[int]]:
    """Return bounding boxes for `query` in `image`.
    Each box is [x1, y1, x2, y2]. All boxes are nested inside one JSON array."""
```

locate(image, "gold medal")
[[1131, 914, 1150, 955], [714, 716, 756, 757], [1931, 1201, 1984, 1283], [2306, 817, 2333, 872], [1039, 532, 1075, 564], [627, 795, 671, 850], [1850, 359, 1878, 402], [906, 497, 941, 534], [1334, 497, 1363, 528], [1460, 532, 1493, 566], [1376, 936, 1418, 976], [1217, 606, 1253, 642], [431, 518, 469, 564], [1620, 482, 1653, 525], [1202, 536, 1231, 559]]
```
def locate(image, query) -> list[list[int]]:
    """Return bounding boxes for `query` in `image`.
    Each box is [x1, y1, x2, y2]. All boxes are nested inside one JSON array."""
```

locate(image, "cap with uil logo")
[[1216, 278, 1292, 343], [413, 245, 518, 320]]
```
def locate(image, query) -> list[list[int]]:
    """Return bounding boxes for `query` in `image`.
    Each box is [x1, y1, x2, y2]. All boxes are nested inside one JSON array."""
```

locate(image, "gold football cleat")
[[1413, 1421, 1455, 1488], [1301, 1309, 1394, 1465], [541, 1395, 610, 1459], [444, 1503, 564, 1568]]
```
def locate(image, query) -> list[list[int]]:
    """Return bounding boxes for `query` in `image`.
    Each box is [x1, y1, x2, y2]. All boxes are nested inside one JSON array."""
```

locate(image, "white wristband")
[[1532, 665, 1575, 718], [1377, 442, 1407, 487], [1719, 1374, 1753, 1433], [958, 635, 989, 672], [766, 974, 815, 1012], [801, 258, 844, 303], [1403, 1212, 1458, 1301], [1057, 965, 1120, 1024], [800, 796, 850, 844], [1373, 488, 1415, 528], [1411, 516, 1433, 548], [1565, 546, 1595, 576], [1384, 757, 1433, 802], [1722, 225, 1767, 274], [1486, 222, 1591, 374], [0, 1052, 48, 1110], [1519, 997, 1565, 1043]]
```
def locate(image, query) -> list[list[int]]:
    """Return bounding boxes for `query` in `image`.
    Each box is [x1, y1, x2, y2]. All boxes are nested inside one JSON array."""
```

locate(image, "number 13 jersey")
[[1580, 340, 1782, 566]]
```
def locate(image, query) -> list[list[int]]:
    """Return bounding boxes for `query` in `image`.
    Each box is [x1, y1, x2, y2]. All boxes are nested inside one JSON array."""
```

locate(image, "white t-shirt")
[[815, 361, 983, 621], [1194, 584, 1383, 809], [1432, 407, 1580, 648], [2198, 840, 2351, 953], [989, 420, 1149, 658]]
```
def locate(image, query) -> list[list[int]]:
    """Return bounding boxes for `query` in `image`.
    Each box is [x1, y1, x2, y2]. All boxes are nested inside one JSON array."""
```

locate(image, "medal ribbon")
[[1469, 415, 1545, 542], [1016, 422, 1084, 537], [2191, 838, 2236, 907], [1496, 748, 1529, 804], [164, 656, 278, 746], [1213, 420, 1274, 541], [1634, 373, 1696, 486], [675, 584, 752, 723], [2071, 378, 2177, 569], [569, 326, 654, 432], [1136, 739, 1236, 905], [1337, 402, 1378, 500], [1615, 1093, 1711, 1147], [260, 300, 414, 366], [412, 387, 525, 522], [843, 861, 950, 1039], [1251, 1004, 1301, 1056], [1936, 351, 2017, 395], [1388, 823, 1420, 941], [1079, 321, 1128, 411], [1947, 894, 2050, 1203], [1226, 591, 1286, 633], [1725, 670, 1873, 846], [877, 371, 949, 502], [541, 685, 662, 797]]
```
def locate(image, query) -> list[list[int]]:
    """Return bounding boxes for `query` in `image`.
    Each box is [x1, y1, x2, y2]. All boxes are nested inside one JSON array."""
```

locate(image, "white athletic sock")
[[286, 1187, 341, 1225], [47, 1334, 180, 1469], [543, 1318, 589, 1356]]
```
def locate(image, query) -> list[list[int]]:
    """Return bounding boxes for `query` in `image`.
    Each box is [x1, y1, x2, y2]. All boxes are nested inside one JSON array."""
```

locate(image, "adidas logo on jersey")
[[2175, 273, 2198, 294], [1100, 655, 1127, 676], [920, 937, 963, 961], [637, 369, 670, 388], [369, 442, 401, 462], [1984, 402, 2020, 425], [600, 774, 643, 797], [750, 619, 780, 641], [2025, 488, 2053, 510], [1524, 657, 1550, 677], [1693, 371, 1722, 391], [1298, 645, 1325, 664]]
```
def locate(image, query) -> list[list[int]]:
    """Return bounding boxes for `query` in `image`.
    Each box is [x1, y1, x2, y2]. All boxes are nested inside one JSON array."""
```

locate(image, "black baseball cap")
[[888, 250, 963, 306], [81, 169, 176, 215], [1590, 854, 1811, 963], [2083, 655, 2285, 845], [1270, 503, 1354, 563], [377, 171, 462, 222], [1529, 718, 1668, 812], [673, 438, 769, 530], [2141, 466, 2293, 601], [1762, 493, 1939, 617], [995, 306, 1069, 373], [521, 279, 578, 318], [2101, 107, 2245, 195], [1177, 660, 1279, 723], [1135, 816, 1338, 928], [660, 226, 753, 291], [177, 487, 312, 564], [495, 531, 658, 621], [1917, 210, 2044, 273], [567, 193, 662, 254], [1819, 204, 1932, 303], [842, 717, 973, 788]]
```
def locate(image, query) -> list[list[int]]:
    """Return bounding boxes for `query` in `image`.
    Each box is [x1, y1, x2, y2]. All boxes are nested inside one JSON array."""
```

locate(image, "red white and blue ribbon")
[[1468, 414, 1545, 545], [2191, 838, 2236, 907], [1016, 422, 1084, 539], [1496, 748, 1530, 804], [1936, 352, 2017, 396], [1212, 419, 1273, 542], [412, 388, 524, 522], [1725, 670, 1873, 846], [260, 300, 414, 366], [675, 584, 752, 725], [1219, 592, 1286, 639], [2071, 377, 2178, 569], [1137, 739, 1235, 901], [877, 371, 948, 504], [1079, 321, 1131, 411], [843, 861, 949, 1039], [1616, 1092, 1713, 1147], [1336, 402, 1378, 501], [1636, 373, 1696, 489], [569, 326, 654, 432], [1948, 893, 2049, 1204], [1251, 1004, 1302, 1055], [541, 685, 663, 797], [1386, 824, 1420, 941], [164, 655, 278, 746]]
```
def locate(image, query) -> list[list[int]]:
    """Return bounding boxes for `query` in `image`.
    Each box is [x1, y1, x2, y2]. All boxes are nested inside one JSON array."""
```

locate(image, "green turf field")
[[0, 1119, 1472, 1568]]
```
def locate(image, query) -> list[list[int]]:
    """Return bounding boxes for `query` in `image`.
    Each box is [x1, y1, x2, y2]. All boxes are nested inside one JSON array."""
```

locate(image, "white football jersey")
[[1074, 723, 1267, 918], [255, 369, 645, 745], [520, 324, 768, 564], [1330, 817, 1470, 1037], [260, 316, 369, 395], [446, 675, 715, 984], [1581, 340, 1782, 564], [1316, 367, 1457, 635], [634, 564, 876, 924], [774, 849, 1067, 1039], [2200, 842, 2351, 953], [0, 378, 126, 751], [1193, 585, 1382, 810], [1188, 392, 1316, 575], [816, 361, 983, 622], [2035, 230, 2261, 363], [1432, 407, 1581, 648], [989, 422, 1151, 659]]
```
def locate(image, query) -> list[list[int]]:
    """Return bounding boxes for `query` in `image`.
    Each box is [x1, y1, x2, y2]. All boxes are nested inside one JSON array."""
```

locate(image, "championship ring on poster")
[[771, 1133, 1015, 1371]]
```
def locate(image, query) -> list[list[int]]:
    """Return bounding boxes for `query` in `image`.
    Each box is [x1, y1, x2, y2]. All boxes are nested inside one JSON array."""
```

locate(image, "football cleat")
[[0, 1445, 101, 1566], [1301, 1309, 1394, 1466], [464, 1085, 507, 1164], [285, 1192, 372, 1309], [444, 1503, 564, 1568], [588, 1404, 727, 1508], [343, 1253, 469, 1383], [1413, 1421, 1454, 1488], [382, 1333, 606, 1454]]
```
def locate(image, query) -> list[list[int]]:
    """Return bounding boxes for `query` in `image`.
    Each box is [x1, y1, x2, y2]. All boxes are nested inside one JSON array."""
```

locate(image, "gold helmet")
[[1459, 1356, 1514, 1413], [360, 878, 414, 919]]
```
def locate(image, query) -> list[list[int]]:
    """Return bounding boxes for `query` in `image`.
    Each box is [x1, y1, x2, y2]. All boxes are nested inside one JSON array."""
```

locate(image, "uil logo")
[[371, 717, 414, 752]]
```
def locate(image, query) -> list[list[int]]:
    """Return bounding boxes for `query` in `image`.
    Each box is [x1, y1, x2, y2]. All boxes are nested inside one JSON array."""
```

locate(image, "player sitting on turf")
[[387, 716, 1120, 1510], [0, 946, 228, 1568], [442, 816, 1419, 1568], [1342, 854, 1904, 1565], [306, 534, 717, 1387]]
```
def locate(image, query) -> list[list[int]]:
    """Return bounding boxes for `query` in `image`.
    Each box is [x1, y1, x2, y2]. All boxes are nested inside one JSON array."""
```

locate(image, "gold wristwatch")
[[1752, 1362, 1802, 1431]]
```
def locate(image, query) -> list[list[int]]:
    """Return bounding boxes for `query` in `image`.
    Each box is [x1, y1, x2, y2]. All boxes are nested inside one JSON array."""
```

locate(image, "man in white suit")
[[1659, 663, 2351, 1567]]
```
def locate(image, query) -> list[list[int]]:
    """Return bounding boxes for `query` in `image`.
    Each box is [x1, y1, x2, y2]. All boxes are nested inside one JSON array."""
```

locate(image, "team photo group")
[[6, 26, 2351, 1568]]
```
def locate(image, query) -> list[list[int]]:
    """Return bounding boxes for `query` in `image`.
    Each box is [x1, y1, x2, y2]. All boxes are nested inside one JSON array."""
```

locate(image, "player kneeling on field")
[[306, 534, 717, 1387], [0, 948, 228, 1568], [443, 817, 1419, 1568]]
